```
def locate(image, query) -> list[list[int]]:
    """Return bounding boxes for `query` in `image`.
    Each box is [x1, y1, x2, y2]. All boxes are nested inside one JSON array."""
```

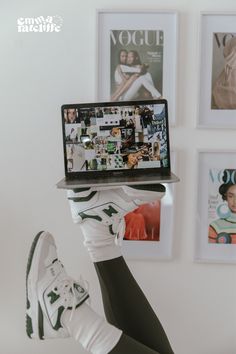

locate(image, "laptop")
[[57, 99, 179, 189]]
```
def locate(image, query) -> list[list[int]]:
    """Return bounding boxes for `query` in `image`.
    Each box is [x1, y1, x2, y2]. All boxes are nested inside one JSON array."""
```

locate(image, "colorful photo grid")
[[63, 103, 168, 172]]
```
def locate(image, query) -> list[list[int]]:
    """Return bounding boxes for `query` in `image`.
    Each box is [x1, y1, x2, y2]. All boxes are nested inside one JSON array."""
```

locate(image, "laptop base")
[[56, 172, 179, 190]]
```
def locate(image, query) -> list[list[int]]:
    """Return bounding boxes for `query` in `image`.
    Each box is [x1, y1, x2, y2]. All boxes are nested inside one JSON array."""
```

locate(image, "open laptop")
[[57, 99, 179, 189]]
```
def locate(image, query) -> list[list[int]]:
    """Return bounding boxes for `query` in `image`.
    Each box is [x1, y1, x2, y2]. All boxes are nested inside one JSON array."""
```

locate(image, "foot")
[[68, 184, 165, 225], [26, 231, 89, 340], [67, 185, 165, 262]]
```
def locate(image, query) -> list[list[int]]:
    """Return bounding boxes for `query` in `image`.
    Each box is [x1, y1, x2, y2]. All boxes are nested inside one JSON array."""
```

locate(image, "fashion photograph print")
[[124, 200, 161, 242], [208, 168, 236, 244], [211, 32, 236, 109], [110, 30, 164, 102]]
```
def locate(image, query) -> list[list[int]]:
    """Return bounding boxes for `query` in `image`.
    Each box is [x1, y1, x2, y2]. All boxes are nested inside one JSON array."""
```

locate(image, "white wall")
[[1, 0, 236, 353]]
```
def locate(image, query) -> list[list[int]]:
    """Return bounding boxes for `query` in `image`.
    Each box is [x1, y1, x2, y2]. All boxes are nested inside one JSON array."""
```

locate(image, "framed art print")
[[122, 150, 177, 260], [96, 10, 178, 126], [198, 12, 236, 128], [195, 150, 236, 263]]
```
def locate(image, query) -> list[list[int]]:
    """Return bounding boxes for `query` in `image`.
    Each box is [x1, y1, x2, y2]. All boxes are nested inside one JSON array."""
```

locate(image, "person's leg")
[[111, 74, 138, 102], [122, 75, 161, 100], [26, 231, 161, 354], [67, 185, 174, 354], [110, 334, 163, 354], [64, 304, 162, 354], [95, 257, 174, 354], [141, 73, 162, 98], [122, 76, 145, 100]]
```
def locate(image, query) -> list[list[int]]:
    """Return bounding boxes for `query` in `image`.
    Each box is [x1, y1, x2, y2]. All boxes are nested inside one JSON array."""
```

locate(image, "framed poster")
[[195, 150, 236, 263], [198, 12, 236, 128], [96, 10, 178, 126], [122, 151, 177, 260]]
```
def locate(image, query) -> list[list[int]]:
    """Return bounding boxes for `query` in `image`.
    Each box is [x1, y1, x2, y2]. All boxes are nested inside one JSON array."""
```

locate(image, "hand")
[[140, 63, 149, 75]]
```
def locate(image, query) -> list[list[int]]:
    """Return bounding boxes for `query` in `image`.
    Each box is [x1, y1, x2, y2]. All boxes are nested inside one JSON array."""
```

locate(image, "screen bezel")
[[61, 99, 171, 180]]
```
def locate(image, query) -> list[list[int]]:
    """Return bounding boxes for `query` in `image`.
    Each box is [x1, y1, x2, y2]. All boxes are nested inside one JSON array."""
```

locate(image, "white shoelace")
[[55, 277, 77, 321], [54, 275, 90, 321]]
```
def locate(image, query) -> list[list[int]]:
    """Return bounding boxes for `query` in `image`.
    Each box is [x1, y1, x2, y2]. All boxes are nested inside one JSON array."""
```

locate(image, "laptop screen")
[[61, 99, 171, 178]]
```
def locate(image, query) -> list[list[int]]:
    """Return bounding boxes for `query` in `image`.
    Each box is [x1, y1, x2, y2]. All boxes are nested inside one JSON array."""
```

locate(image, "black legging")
[[94, 256, 174, 354]]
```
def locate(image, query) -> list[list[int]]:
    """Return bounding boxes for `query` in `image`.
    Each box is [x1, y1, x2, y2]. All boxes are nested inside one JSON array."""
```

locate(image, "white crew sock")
[[80, 219, 124, 263], [62, 303, 122, 354]]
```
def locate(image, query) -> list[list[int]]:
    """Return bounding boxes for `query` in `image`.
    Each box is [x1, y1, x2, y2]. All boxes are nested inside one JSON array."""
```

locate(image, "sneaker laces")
[[55, 275, 89, 321], [55, 277, 78, 321]]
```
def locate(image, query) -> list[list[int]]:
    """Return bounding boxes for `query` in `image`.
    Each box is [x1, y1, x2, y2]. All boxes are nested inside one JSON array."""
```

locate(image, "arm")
[[111, 64, 149, 101], [120, 64, 142, 74], [115, 65, 130, 83]]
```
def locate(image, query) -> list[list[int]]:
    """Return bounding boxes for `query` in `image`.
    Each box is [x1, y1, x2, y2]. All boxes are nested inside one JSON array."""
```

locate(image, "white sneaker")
[[67, 185, 165, 262], [68, 185, 165, 225], [26, 231, 89, 340]]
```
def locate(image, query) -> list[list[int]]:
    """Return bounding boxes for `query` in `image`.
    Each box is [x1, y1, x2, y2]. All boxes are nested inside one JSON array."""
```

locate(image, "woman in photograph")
[[111, 49, 140, 101], [123, 146, 150, 169], [64, 108, 78, 123], [212, 36, 236, 109], [66, 144, 74, 171], [208, 169, 236, 243], [111, 50, 161, 102], [113, 49, 129, 87]]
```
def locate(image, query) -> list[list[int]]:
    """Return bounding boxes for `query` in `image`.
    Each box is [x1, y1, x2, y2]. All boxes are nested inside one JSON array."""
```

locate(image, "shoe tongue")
[[43, 244, 58, 268], [47, 260, 67, 282], [60, 282, 89, 324], [111, 217, 125, 240]]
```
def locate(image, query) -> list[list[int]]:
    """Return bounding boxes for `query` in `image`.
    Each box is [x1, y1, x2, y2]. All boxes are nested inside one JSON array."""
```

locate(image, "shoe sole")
[[26, 231, 45, 339], [72, 184, 165, 193]]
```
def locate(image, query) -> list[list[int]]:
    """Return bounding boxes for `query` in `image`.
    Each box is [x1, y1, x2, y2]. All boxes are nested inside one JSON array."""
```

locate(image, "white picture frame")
[[195, 150, 236, 263], [197, 12, 236, 128], [96, 9, 178, 126], [122, 151, 177, 260]]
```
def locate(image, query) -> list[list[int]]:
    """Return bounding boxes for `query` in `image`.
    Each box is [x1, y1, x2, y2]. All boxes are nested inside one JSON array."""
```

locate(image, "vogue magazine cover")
[[211, 32, 236, 109], [110, 29, 164, 102], [208, 168, 236, 244]]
